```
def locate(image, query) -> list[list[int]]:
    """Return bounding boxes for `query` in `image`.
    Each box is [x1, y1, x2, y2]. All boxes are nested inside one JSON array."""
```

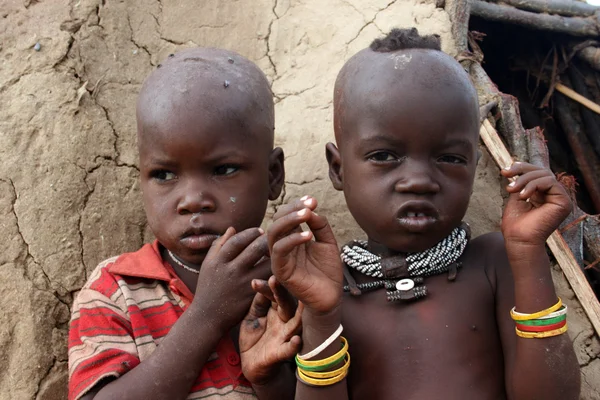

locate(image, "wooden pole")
[[480, 119, 600, 337], [555, 82, 600, 115], [493, 0, 600, 18], [471, 0, 600, 37]]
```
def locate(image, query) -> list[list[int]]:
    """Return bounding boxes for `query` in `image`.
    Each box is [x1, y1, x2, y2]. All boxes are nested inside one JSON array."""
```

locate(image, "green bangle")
[[517, 315, 566, 326], [296, 352, 346, 372]]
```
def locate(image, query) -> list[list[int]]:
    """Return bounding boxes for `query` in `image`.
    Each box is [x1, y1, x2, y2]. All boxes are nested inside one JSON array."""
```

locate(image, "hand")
[[239, 276, 303, 386], [268, 196, 343, 315], [191, 227, 271, 334], [501, 162, 572, 246]]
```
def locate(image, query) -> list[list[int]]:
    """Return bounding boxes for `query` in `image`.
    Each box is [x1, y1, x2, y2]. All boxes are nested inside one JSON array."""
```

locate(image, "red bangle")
[[515, 320, 566, 332]]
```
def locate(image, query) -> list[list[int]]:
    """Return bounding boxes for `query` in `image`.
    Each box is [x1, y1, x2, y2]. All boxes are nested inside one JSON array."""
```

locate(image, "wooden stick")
[[547, 234, 600, 336], [555, 82, 600, 115], [479, 119, 600, 337], [471, 1, 600, 37], [493, 0, 600, 18]]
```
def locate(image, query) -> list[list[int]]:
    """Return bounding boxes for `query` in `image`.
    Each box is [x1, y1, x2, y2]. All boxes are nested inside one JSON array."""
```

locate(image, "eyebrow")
[[145, 150, 250, 167], [359, 135, 474, 150], [359, 134, 403, 146], [440, 138, 474, 150], [146, 157, 176, 167]]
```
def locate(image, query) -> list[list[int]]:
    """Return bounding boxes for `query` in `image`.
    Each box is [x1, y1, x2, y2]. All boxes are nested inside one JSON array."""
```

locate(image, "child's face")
[[329, 51, 479, 253], [139, 109, 282, 266]]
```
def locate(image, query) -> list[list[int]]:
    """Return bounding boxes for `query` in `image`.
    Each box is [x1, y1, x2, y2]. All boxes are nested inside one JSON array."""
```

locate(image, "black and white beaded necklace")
[[341, 222, 471, 302]]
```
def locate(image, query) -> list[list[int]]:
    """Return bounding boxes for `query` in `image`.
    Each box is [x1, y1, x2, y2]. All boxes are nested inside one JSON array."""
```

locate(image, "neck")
[[366, 239, 402, 258]]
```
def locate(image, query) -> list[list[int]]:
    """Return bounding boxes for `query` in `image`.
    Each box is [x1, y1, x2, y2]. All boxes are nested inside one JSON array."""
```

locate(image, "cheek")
[[142, 189, 172, 225]]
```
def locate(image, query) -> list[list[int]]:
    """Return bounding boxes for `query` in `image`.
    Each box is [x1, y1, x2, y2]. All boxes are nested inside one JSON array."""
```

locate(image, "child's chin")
[[383, 234, 441, 254]]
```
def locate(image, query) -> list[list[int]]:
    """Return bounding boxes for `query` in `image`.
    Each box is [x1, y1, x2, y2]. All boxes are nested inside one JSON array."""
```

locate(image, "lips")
[[180, 227, 221, 250], [396, 201, 439, 232]]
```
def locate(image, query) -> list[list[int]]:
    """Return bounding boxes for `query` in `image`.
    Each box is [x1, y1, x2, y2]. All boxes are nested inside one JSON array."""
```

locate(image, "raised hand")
[[268, 196, 343, 315], [191, 227, 271, 334], [239, 276, 303, 386], [501, 162, 572, 246]]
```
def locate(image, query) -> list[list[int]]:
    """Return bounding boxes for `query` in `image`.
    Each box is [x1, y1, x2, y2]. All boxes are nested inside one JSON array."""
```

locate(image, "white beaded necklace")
[[341, 223, 470, 302], [167, 250, 200, 274]]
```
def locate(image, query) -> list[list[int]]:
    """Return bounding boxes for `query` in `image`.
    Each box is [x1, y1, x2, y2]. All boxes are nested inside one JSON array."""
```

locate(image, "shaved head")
[[334, 46, 479, 145], [136, 47, 274, 149]]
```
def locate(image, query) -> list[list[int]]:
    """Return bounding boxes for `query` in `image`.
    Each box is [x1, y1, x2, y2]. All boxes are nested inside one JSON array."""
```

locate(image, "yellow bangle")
[[510, 298, 562, 321], [515, 323, 568, 338], [300, 353, 351, 379], [297, 366, 348, 386], [296, 337, 349, 368]]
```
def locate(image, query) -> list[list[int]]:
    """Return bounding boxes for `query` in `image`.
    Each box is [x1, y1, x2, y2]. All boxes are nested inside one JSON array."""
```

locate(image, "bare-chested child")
[[267, 29, 581, 399], [68, 48, 302, 400]]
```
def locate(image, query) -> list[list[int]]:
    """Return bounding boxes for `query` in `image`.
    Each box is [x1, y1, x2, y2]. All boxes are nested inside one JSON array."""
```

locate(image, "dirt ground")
[[0, 0, 598, 398]]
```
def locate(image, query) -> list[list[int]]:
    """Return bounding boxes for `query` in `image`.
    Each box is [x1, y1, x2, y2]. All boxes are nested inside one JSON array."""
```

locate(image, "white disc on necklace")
[[396, 278, 415, 291]]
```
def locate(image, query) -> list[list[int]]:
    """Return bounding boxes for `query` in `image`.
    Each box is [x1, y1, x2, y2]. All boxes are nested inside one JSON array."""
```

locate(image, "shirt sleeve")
[[68, 281, 140, 400]]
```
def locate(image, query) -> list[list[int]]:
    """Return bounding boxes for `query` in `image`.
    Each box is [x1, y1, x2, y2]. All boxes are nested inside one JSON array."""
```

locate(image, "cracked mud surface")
[[0, 0, 597, 398]]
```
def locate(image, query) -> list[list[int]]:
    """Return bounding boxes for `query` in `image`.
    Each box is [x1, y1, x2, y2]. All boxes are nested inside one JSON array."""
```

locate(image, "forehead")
[[137, 48, 274, 152], [138, 110, 271, 166], [336, 49, 479, 146]]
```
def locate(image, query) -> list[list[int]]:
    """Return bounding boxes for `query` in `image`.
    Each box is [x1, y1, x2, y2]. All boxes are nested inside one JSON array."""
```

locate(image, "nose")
[[177, 185, 216, 215], [394, 160, 440, 195]]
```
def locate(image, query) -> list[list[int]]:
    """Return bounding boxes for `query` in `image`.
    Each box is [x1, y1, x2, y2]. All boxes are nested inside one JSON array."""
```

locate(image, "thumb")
[[276, 335, 302, 362]]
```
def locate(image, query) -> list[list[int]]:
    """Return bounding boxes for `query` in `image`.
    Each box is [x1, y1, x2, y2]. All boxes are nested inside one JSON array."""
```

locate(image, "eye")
[[151, 170, 177, 182], [367, 151, 399, 162], [438, 155, 467, 164], [214, 165, 239, 176]]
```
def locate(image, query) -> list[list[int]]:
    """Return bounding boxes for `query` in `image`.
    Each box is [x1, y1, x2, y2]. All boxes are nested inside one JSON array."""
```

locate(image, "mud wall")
[[0, 0, 597, 398]]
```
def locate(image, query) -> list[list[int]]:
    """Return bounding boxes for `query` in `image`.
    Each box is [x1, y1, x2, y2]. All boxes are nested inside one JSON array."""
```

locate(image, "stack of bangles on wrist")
[[295, 325, 349, 387], [510, 298, 568, 339]]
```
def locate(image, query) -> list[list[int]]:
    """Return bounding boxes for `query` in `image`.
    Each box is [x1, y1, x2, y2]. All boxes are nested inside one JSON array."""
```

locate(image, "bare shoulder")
[[467, 232, 509, 262], [463, 232, 512, 291]]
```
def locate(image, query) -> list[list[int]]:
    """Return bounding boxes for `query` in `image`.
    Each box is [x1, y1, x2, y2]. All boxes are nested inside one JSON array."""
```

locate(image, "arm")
[[79, 300, 226, 400], [76, 227, 270, 400], [267, 197, 349, 400], [496, 162, 580, 400]]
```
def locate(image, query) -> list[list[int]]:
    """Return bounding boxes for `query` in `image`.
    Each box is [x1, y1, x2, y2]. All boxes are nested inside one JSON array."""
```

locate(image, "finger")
[[269, 276, 297, 322], [305, 211, 338, 246], [220, 227, 265, 262], [519, 176, 568, 201], [286, 301, 304, 337], [244, 292, 272, 322], [506, 170, 551, 193], [268, 207, 314, 250], [276, 335, 303, 362], [233, 234, 270, 270], [252, 278, 276, 303], [501, 161, 548, 179], [273, 196, 318, 220], [272, 231, 313, 265], [204, 227, 236, 262]]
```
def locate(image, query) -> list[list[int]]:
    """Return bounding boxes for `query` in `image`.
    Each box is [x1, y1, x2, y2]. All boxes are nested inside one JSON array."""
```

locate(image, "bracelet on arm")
[[296, 336, 348, 368], [510, 298, 562, 321], [515, 324, 568, 339], [510, 299, 569, 339], [298, 324, 344, 361], [296, 336, 350, 387]]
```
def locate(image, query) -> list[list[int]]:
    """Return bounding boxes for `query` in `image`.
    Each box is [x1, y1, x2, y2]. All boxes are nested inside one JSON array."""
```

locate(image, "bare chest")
[[341, 267, 506, 399]]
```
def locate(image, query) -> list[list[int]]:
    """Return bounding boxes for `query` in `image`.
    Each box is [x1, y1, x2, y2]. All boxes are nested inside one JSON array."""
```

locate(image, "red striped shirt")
[[68, 241, 255, 400]]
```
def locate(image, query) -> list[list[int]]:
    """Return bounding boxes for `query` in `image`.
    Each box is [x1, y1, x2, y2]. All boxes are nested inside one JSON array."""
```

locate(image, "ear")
[[326, 142, 343, 191], [268, 147, 285, 200], [476, 149, 482, 164]]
